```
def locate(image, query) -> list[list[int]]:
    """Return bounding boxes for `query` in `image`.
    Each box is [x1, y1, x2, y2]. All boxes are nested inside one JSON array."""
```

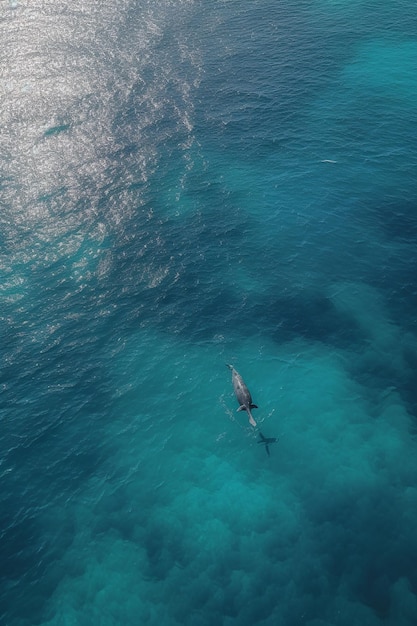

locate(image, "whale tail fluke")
[[258, 432, 267, 443], [247, 409, 257, 427], [237, 406, 257, 427], [225, 363, 233, 371]]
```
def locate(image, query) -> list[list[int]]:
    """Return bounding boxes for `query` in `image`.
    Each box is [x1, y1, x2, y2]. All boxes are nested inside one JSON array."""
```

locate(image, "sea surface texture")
[[1, 1, 417, 624]]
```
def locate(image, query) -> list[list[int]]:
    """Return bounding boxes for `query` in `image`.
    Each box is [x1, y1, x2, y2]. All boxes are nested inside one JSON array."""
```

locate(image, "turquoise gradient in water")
[[1, 1, 417, 624]]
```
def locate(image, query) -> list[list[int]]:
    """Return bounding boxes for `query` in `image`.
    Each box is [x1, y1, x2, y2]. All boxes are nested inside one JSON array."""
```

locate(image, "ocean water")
[[1, 0, 417, 624]]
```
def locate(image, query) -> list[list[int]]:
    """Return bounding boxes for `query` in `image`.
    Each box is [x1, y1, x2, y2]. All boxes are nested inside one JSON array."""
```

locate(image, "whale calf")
[[257, 432, 277, 456], [226, 364, 258, 427]]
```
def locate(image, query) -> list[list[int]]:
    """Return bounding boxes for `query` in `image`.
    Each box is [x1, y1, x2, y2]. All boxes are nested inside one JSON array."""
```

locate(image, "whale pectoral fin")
[[237, 405, 245, 412], [250, 404, 258, 409]]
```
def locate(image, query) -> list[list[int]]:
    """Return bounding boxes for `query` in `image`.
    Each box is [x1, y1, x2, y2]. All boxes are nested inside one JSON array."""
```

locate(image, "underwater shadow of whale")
[[257, 431, 277, 456]]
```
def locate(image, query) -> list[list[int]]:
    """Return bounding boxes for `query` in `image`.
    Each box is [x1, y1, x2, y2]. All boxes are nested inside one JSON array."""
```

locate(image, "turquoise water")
[[1, 0, 417, 624]]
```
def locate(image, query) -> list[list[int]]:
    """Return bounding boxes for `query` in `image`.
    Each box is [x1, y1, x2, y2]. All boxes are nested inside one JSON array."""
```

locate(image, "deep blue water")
[[1, 1, 417, 624]]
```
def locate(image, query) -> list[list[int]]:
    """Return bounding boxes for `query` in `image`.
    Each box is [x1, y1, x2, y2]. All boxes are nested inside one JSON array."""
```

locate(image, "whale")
[[226, 364, 258, 427], [257, 432, 277, 456]]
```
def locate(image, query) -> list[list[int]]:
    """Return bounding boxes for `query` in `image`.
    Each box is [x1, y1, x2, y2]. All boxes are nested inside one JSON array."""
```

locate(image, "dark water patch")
[[36, 186, 70, 209], [142, 520, 188, 582], [44, 124, 71, 137], [365, 201, 417, 323], [3, 390, 112, 499], [99, 188, 368, 352], [349, 361, 417, 422], [343, 330, 417, 420], [303, 482, 417, 623], [0, 512, 42, 584], [364, 266, 417, 348], [377, 202, 417, 243], [136, 277, 365, 351], [260, 291, 366, 348], [0, 266, 121, 623], [0, 508, 66, 625], [401, 347, 417, 418], [91, 484, 144, 545]]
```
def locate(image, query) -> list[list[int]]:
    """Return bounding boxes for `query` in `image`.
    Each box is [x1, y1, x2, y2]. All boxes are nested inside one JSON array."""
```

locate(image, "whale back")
[[231, 368, 252, 407], [226, 364, 258, 427]]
